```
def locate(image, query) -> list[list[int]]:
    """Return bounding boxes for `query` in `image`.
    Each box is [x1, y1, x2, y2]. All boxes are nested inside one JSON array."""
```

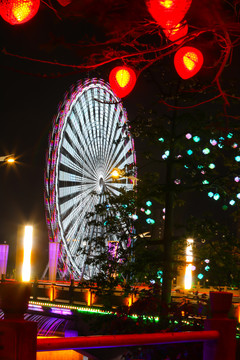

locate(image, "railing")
[[0, 283, 237, 360]]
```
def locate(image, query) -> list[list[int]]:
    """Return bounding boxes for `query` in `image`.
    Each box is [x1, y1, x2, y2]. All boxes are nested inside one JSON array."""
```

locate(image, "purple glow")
[[51, 307, 73, 316]]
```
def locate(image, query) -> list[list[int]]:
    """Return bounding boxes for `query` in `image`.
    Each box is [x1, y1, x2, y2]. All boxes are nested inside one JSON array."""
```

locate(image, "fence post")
[[203, 291, 236, 360], [0, 282, 37, 360]]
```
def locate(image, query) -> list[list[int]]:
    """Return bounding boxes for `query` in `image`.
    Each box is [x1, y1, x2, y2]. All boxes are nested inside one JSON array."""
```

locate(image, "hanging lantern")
[[174, 46, 203, 79], [146, 0, 192, 29], [109, 66, 136, 98], [0, 0, 40, 25], [163, 21, 188, 43]]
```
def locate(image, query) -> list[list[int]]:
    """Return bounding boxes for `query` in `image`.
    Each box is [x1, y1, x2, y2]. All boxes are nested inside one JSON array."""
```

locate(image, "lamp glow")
[[184, 238, 193, 290], [22, 225, 33, 282]]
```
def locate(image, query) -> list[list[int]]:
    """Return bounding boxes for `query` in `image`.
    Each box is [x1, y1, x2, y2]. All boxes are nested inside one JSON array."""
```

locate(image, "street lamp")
[[111, 167, 138, 186], [0, 154, 15, 164]]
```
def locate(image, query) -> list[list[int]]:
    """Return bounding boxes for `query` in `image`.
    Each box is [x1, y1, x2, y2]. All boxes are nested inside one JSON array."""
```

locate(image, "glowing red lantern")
[[163, 21, 188, 43], [174, 46, 204, 79], [146, 0, 192, 29], [0, 0, 40, 25], [109, 66, 137, 98]]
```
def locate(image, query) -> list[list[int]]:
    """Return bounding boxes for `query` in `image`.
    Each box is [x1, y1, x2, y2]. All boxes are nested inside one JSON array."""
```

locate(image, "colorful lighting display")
[[146, 0, 192, 30], [109, 66, 137, 98], [174, 46, 204, 79], [0, 0, 40, 25]]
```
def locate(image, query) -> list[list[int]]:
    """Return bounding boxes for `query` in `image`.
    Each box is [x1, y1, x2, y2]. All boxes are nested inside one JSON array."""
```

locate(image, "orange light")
[[0, 0, 40, 25], [116, 69, 131, 88], [183, 52, 198, 71], [6, 157, 15, 164], [109, 66, 137, 98], [174, 46, 203, 79], [160, 0, 173, 8]]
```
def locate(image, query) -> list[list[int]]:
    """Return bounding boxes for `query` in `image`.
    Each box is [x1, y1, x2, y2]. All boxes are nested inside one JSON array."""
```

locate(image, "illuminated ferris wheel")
[[45, 79, 136, 280]]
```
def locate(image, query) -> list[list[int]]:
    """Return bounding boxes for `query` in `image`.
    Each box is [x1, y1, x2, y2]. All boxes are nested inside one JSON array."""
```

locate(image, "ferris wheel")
[[45, 79, 136, 280]]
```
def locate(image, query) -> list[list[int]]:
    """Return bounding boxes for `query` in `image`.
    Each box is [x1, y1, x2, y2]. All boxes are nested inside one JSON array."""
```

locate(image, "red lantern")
[[163, 21, 188, 43], [109, 66, 137, 98], [174, 46, 203, 79], [0, 0, 40, 25], [146, 0, 192, 29]]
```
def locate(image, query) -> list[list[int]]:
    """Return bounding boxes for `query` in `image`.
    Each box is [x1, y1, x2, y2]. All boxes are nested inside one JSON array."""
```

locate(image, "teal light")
[[202, 180, 209, 185], [145, 209, 151, 215], [187, 149, 193, 155], [205, 265, 210, 271], [146, 218, 155, 224], [213, 193, 220, 200], [146, 201, 152, 207], [222, 205, 228, 210], [229, 200, 235, 206], [184, 165, 189, 169], [198, 273, 204, 280], [165, 150, 170, 157], [237, 193, 240, 199], [197, 165, 204, 169], [158, 137, 164, 142], [227, 132, 233, 139], [193, 136, 200, 142], [235, 156, 240, 162], [208, 192, 214, 198], [208, 163, 215, 169], [202, 148, 210, 155]]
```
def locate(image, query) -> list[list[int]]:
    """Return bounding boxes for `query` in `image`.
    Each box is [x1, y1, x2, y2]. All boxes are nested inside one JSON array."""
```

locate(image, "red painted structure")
[[37, 330, 219, 351]]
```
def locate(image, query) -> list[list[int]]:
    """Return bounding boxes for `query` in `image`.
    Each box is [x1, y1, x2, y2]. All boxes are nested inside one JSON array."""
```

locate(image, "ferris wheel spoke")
[[62, 127, 97, 178], [69, 109, 97, 171]]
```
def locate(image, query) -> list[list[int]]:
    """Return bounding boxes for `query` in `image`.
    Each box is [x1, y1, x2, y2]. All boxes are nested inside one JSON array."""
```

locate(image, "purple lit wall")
[[49, 242, 59, 281], [0, 244, 9, 276]]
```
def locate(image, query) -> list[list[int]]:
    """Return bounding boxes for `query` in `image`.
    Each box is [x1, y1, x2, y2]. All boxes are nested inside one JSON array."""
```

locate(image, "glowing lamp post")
[[184, 238, 193, 290], [0, 0, 40, 25], [111, 167, 138, 186], [146, 0, 192, 29], [109, 66, 136, 98], [174, 46, 204, 79], [22, 225, 33, 282]]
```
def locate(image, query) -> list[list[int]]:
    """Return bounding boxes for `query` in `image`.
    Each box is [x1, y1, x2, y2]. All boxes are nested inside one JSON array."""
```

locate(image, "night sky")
[[0, 0, 239, 278]]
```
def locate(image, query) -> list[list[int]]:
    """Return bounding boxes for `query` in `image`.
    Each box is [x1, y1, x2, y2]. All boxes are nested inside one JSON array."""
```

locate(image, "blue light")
[[213, 193, 220, 200], [229, 200, 235, 206]]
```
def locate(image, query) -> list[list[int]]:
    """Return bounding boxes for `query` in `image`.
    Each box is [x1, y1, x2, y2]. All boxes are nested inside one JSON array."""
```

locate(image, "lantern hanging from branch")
[[146, 0, 192, 29], [163, 21, 188, 43], [109, 66, 137, 98], [0, 0, 40, 25], [174, 46, 203, 79]]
